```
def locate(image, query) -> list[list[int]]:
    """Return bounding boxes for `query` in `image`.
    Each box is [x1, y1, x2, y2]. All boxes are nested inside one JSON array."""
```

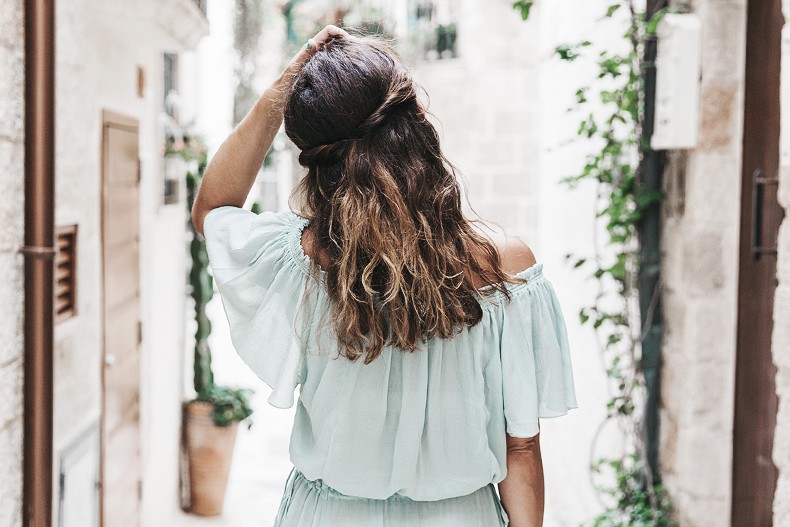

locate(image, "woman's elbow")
[[191, 199, 208, 237], [506, 432, 542, 461]]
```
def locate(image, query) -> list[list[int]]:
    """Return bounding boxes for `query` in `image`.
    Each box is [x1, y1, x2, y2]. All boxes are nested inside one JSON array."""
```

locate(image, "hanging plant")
[[514, 2, 679, 525]]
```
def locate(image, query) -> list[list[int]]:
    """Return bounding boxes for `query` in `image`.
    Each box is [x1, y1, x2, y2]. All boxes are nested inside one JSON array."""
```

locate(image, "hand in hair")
[[191, 26, 349, 235], [286, 25, 351, 76]]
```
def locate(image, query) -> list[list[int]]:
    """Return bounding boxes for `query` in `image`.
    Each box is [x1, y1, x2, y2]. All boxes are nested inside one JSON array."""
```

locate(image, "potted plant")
[[178, 136, 254, 516]]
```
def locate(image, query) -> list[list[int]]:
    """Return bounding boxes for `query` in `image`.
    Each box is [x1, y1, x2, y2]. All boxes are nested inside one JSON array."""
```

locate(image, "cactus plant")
[[178, 134, 253, 427]]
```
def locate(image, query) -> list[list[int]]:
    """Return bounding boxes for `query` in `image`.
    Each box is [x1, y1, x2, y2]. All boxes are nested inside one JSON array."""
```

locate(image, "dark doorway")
[[732, 1, 785, 525]]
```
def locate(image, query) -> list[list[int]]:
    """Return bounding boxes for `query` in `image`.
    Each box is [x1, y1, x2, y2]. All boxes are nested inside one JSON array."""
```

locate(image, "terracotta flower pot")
[[184, 401, 239, 516]]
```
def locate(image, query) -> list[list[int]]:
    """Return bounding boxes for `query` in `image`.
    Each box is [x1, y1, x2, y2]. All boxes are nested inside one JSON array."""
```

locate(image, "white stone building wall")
[[535, 2, 630, 525], [0, 1, 25, 525], [659, 1, 747, 525], [773, 1, 790, 524], [53, 2, 207, 524], [412, 1, 622, 524], [412, 0, 541, 242]]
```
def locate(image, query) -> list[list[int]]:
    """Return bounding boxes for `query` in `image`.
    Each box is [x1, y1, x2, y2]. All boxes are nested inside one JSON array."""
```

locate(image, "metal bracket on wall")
[[752, 168, 780, 259]]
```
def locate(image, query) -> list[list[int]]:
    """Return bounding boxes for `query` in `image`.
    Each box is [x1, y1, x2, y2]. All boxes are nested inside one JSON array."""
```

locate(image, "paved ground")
[[175, 297, 296, 527]]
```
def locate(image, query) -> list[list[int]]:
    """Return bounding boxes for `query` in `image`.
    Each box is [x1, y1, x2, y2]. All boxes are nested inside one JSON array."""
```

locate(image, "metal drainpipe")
[[639, 0, 666, 485], [22, 0, 56, 526]]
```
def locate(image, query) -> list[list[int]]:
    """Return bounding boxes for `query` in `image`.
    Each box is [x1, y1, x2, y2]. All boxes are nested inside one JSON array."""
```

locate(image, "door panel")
[[104, 189, 139, 248], [104, 241, 140, 309], [732, 1, 785, 525], [101, 113, 141, 527]]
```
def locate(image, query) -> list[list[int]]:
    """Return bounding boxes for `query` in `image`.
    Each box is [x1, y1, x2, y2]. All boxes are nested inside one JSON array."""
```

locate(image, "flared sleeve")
[[498, 264, 578, 437], [203, 206, 310, 409]]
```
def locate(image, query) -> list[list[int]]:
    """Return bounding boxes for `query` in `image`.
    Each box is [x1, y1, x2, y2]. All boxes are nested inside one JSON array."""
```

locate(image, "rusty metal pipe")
[[22, 0, 56, 526]]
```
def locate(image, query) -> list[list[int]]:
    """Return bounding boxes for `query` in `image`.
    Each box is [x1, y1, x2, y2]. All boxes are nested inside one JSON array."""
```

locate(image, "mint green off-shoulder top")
[[203, 206, 578, 502]]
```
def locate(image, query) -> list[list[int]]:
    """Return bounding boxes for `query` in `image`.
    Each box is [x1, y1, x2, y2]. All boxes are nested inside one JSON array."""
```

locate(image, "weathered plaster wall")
[[659, 1, 747, 525], [53, 1, 205, 524], [773, 1, 790, 524], [0, 1, 25, 525]]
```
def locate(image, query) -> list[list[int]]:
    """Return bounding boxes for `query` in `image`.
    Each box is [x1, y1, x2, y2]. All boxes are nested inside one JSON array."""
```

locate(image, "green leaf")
[[604, 3, 621, 18], [555, 42, 590, 62], [512, 0, 533, 20], [646, 9, 668, 35]]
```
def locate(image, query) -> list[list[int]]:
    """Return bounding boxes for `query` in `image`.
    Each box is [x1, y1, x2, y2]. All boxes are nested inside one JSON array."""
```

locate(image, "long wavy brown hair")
[[284, 33, 524, 364]]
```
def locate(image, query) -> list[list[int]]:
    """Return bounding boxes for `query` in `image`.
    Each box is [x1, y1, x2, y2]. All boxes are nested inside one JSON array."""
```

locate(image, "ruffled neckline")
[[285, 211, 546, 304]]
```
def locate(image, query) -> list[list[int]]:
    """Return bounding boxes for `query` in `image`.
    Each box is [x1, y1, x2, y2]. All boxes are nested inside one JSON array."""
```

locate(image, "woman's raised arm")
[[191, 24, 349, 236]]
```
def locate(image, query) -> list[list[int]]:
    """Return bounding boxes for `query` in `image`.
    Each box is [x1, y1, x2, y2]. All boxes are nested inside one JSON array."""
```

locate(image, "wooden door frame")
[[732, 1, 784, 524], [99, 109, 141, 527]]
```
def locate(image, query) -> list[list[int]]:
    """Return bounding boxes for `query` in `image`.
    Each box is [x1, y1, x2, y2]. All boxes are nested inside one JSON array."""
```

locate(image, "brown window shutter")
[[55, 225, 78, 322]]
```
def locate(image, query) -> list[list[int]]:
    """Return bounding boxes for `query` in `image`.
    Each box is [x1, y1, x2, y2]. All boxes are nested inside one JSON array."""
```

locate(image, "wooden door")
[[100, 111, 141, 527], [732, 1, 785, 525]]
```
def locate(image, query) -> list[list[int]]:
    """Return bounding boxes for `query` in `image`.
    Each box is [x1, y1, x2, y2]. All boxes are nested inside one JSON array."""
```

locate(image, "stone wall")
[[659, 1, 747, 525], [413, 0, 540, 242], [413, 1, 620, 524], [0, 1, 25, 526], [773, 1, 790, 523]]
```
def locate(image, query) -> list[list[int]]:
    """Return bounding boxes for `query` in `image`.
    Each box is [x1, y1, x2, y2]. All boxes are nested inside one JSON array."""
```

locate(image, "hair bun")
[[298, 138, 356, 167]]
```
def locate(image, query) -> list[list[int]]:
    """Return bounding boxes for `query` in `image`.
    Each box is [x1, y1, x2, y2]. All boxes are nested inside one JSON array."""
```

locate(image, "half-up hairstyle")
[[284, 33, 525, 364]]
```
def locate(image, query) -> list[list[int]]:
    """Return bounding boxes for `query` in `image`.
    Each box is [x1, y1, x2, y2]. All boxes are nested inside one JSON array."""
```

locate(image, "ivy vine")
[[515, 1, 679, 525]]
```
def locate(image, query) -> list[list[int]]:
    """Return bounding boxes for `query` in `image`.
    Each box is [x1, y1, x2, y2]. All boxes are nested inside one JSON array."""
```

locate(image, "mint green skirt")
[[274, 468, 510, 526]]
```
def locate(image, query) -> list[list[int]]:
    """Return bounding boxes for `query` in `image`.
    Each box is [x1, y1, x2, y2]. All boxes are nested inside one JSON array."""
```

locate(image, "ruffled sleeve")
[[497, 264, 578, 437], [203, 206, 310, 409]]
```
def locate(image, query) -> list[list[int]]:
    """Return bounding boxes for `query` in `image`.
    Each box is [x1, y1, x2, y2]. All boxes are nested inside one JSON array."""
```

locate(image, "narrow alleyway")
[[175, 296, 295, 527]]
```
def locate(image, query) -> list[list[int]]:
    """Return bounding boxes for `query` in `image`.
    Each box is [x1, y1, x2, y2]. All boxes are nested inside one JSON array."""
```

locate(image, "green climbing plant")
[[172, 133, 254, 428], [513, 2, 679, 525]]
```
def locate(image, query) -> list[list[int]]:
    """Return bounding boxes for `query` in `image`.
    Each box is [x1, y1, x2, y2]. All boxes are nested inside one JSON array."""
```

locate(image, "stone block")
[[0, 394, 22, 527], [685, 356, 734, 430], [698, 82, 739, 151], [682, 229, 726, 296], [491, 170, 535, 195], [476, 199, 523, 232], [515, 143, 541, 169], [772, 284, 790, 371], [476, 140, 517, 167], [0, 0, 23, 50], [699, 2, 747, 84], [0, 357, 22, 429], [660, 281, 687, 342], [687, 300, 736, 362], [659, 409, 679, 475], [0, 46, 23, 142], [0, 252, 23, 366], [681, 153, 741, 239], [494, 109, 535, 136], [0, 139, 24, 253], [776, 478, 790, 527], [777, 221, 790, 284], [673, 492, 729, 527], [779, 166, 790, 210], [659, 345, 690, 424], [774, 373, 790, 464], [675, 426, 733, 502]]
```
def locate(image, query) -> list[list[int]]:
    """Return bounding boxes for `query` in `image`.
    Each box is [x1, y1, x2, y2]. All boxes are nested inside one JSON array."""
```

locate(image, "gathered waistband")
[[275, 467, 510, 525]]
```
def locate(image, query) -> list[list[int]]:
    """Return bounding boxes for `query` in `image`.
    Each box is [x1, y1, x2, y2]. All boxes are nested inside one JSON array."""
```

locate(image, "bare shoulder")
[[488, 233, 538, 276], [300, 225, 332, 270]]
